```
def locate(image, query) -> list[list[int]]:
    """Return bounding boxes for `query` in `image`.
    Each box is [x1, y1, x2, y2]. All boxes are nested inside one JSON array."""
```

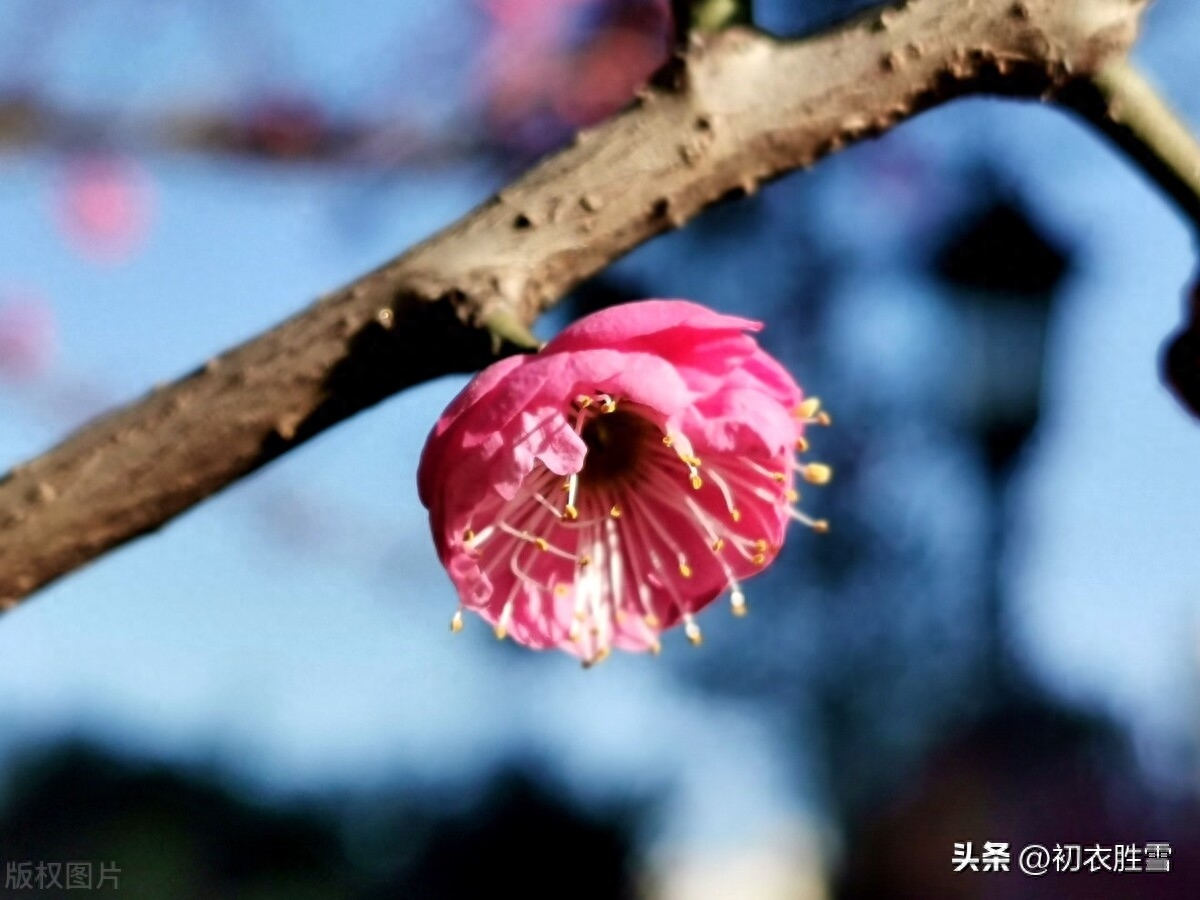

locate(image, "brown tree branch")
[[0, 0, 1150, 609]]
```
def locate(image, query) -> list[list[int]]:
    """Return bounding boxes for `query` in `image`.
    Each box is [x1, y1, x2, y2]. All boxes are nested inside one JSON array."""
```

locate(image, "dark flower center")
[[579, 408, 658, 487]]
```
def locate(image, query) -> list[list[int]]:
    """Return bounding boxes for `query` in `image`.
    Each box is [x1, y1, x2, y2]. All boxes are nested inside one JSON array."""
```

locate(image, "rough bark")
[[0, 0, 1151, 608]]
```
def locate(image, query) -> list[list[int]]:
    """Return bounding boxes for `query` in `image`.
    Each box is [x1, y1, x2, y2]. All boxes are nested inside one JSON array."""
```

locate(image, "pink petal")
[[543, 299, 760, 354]]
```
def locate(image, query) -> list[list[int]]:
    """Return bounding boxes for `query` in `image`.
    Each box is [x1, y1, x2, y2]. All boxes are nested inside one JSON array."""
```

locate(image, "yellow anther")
[[662, 435, 674, 447], [592, 647, 612, 665], [796, 397, 822, 419], [812, 519, 831, 534], [535, 537, 549, 551], [690, 474, 703, 490], [731, 593, 748, 617], [816, 411, 832, 427], [554, 583, 569, 597], [563, 505, 579, 520], [754, 539, 768, 552], [450, 610, 464, 633], [576, 395, 593, 408], [731, 508, 742, 523], [609, 505, 623, 518], [462, 528, 475, 543], [579, 555, 591, 567], [803, 463, 832, 485], [561, 481, 571, 492], [772, 471, 787, 483], [601, 398, 617, 413], [786, 489, 800, 503], [685, 619, 703, 646], [712, 538, 725, 552], [645, 613, 660, 628], [494, 623, 508, 640], [679, 563, 693, 578], [649, 640, 662, 656], [795, 436, 810, 453], [683, 454, 702, 467], [752, 553, 767, 565]]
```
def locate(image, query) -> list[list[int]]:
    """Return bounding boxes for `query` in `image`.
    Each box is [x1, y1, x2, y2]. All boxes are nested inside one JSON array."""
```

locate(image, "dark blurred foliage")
[[579, 142, 1200, 895], [558, 129, 1190, 896], [1161, 280, 1200, 419], [934, 196, 1071, 298], [396, 775, 641, 900], [838, 693, 1200, 900], [0, 741, 646, 900], [933, 191, 1070, 472]]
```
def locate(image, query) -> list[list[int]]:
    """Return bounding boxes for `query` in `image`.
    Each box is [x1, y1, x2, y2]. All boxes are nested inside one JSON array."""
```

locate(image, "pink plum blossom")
[[55, 154, 154, 264], [0, 293, 57, 380], [418, 300, 830, 664], [475, 0, 671, 152], [552, 24, 671, 127]]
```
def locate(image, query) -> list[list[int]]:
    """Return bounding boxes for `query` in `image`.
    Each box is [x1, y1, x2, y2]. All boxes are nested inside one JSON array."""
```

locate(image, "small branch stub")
[[1060, 59, 1200, 235], [672, 0, 753, 44], [481, 308, 542, 353]]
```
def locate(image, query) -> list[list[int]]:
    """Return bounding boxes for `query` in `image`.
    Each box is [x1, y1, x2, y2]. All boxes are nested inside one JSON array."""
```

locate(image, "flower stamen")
[[494, 591, 517, 640], [498, 522, 576, 561], [564, 472, 580, 519], [788, 507, 830, 533], [464, 525, 495, 550], [802, 463, 833, 485], [795, 397, 821, 420], [730, 585, 747, 617]]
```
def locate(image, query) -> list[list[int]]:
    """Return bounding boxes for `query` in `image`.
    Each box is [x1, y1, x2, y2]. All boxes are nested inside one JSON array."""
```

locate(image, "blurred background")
[[1, 1, 1198, 897]]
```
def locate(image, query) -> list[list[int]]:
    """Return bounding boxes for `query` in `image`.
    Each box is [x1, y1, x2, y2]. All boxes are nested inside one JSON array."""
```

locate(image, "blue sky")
[[0, 0, 1197, 859]]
